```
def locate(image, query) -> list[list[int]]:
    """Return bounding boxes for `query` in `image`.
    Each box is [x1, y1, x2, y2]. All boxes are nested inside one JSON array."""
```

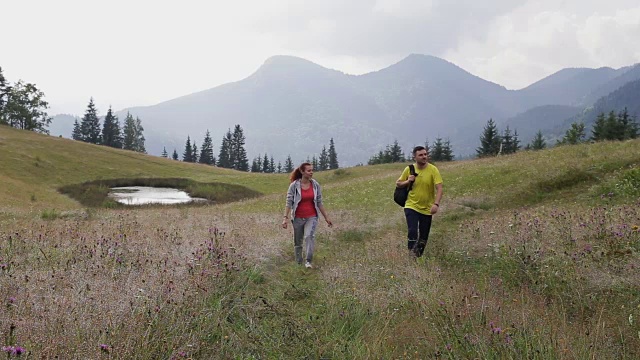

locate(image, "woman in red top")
[[282, 162, 333, 268]]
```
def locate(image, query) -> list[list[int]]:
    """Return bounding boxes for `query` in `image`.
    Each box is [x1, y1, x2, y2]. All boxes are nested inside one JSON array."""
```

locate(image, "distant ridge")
[[50, 54, 640, 164]]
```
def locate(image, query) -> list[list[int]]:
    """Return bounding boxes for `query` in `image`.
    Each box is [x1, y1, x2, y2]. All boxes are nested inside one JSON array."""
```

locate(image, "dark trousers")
[[404, 208, 432, 257]]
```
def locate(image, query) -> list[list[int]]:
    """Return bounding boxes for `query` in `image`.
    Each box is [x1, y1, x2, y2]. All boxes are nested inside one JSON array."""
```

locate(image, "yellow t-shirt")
[[398, 163, 443, 215]]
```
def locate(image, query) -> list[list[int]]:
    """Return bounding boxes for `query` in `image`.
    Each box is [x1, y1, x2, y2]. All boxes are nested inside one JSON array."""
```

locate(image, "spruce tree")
[[251, 157, 261, 172], [617, 108, 637, 140], [134, 117, 145, 153], [559, 122, 586, 145], [284, 155, 294, 173], [199, 130, 215, 165], [501, 126, 515, 154], [328, 138, 339, 169], [431, 138, 444, 161], [269, 156, 275, 173], [122, 113, 137, 151], [368, 150, 384, 165], [262, 154, 269, 173], [388, 140, 403, 162], [605, 111, 622, 140], [191, 141, 198, 163], [625, 114, 639, 139], [477, 118, 501, 157], [530, 130, 546, 150], [101, 106, 122, 148], [161, 147, 168, 158], [511, 129, 521, 153], [312, 156, 318, 170], [318, 146, 329, 171], [277, 162, 282, 174], [72, 119, 82, 140], [231, 124, 249, 171], [442, 139, 455, 161], [172, 149, 179, 160], [182, 136, 193, 162], [80, 98, 101, 144], [217, 129, 232, 168], [591, 112, 607, 141]]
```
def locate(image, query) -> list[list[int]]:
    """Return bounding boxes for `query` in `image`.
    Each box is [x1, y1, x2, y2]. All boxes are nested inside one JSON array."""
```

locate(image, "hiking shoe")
[[305, 261, 312, 269]]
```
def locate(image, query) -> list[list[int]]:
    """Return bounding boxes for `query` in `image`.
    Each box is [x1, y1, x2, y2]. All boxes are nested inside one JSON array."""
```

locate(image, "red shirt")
[[295, 185, 317, 218]]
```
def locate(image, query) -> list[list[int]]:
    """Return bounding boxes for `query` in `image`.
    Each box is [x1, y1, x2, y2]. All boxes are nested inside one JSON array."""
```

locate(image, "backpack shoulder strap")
[[407, 164, 416, 191]]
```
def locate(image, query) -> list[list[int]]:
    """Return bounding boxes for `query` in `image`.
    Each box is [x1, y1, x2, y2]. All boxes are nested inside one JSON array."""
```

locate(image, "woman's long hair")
[[289, 162, 311, 183]]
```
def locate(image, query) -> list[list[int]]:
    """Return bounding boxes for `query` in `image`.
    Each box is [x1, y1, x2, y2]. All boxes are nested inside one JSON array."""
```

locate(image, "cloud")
[[445, 1, 640, 89], [3, 0, 640, 113], [249, 0, 640, 89], [250, 0, 526, 57]]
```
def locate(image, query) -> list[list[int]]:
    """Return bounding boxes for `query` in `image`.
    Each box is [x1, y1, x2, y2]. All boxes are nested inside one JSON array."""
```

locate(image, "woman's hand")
[[282, 217, 289, 229], [326, 219, 333, 227]]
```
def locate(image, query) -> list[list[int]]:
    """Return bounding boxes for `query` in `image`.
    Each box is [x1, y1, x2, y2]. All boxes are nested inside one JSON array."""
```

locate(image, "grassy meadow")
[[1, 125, 639, 359]]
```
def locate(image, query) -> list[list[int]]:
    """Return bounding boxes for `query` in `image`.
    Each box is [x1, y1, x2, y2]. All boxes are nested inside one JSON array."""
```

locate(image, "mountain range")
[[50, 54, 640, 165]]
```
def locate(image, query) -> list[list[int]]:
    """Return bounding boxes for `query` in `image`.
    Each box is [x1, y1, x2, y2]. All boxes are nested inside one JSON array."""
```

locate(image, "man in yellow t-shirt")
[[396, 146, 443, 257]]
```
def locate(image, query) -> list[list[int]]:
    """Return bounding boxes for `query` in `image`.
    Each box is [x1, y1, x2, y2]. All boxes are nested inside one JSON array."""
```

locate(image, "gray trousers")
[[292, 217, 318, 264]]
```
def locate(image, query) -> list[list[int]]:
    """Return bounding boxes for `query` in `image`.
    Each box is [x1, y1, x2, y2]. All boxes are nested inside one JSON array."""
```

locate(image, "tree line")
[[6, 62, 636, 163], [559, 109, 639, 145], [71, 98, 146, 153], [166, 127, 340, 173], [478, 109, 639, 157], [251, 138, 339, 173], [476, 119, 524, 156], [302, 138, 339, 171], [0, 66, 52, 133], [368, 137, 455, 165], [1, 66, 146, 153]]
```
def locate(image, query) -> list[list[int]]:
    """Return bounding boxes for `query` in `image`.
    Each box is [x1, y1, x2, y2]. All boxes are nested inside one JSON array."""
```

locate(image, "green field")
[[1, 125, 639, 359]]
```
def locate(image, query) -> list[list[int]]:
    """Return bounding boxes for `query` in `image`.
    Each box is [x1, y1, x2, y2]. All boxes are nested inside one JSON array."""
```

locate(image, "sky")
[[2, 0, 640, 116]]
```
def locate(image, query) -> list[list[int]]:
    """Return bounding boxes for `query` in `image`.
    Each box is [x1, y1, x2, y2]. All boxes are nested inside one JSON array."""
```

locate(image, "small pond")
[[108, 186, 207, 205]]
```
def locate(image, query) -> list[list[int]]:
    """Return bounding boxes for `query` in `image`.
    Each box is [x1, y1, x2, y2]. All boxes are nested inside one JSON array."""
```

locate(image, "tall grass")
[[1, 128, 640, 358]]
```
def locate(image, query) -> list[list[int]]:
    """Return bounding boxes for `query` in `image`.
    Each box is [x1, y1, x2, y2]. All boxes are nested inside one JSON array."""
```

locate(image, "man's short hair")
[[413, 146, 427, 156]]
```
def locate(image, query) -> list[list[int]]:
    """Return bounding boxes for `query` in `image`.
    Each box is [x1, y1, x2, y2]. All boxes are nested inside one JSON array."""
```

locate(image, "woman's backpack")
[[393, 164, 416, 207]]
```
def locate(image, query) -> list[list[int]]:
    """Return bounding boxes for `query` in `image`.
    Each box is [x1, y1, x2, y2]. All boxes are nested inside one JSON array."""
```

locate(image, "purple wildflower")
[[100, 344, 109, 353], [584, 244, 593, 253], [505, 334, 513, 345], [2, 346, 26, 356], [446, 344, 452, 351]]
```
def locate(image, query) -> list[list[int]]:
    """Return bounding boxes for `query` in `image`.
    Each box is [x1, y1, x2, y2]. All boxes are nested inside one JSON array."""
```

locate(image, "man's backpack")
[[393, 164, 417, 207]]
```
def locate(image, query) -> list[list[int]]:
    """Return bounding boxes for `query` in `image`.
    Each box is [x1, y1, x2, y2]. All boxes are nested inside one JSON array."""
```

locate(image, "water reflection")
[[108, 186, 207, 205]]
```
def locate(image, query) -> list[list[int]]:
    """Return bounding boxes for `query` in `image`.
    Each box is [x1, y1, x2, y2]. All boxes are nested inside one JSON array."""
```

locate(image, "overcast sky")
[[3, 0, 640, 115]]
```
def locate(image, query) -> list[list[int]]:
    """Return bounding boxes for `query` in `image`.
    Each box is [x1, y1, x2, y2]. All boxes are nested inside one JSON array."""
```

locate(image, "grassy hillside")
[[0, 126, 289, 210], [1, 126, 639, 358]]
